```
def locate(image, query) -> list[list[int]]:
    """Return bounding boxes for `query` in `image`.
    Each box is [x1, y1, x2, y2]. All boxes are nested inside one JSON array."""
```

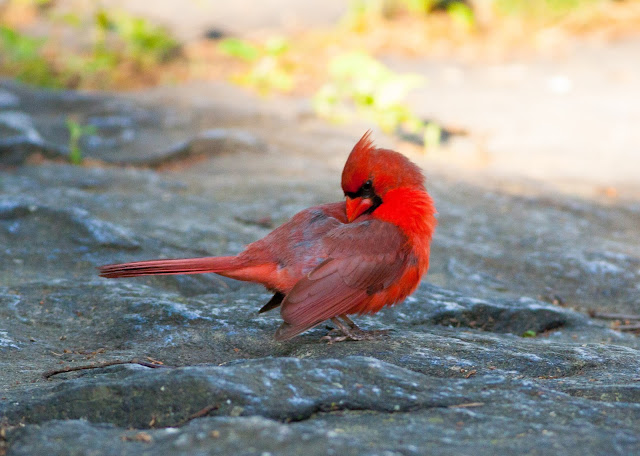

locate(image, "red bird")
[[99, 132, 437, 341]]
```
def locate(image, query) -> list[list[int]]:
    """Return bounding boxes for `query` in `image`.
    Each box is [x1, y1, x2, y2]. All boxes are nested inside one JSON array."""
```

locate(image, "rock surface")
[[1, 79, 640, 455]]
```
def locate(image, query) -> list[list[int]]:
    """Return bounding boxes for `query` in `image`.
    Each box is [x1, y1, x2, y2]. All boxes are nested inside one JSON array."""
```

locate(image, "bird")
[[98, 132, 437, 341]]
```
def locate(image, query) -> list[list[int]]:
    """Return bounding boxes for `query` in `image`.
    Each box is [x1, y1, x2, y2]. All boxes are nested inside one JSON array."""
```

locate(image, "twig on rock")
[[588, 311, 640, 321], [43, 358, 169, 379], [448, 402, 484, 408], [616, 324, 640, 332], [178, 404, 220, 426]]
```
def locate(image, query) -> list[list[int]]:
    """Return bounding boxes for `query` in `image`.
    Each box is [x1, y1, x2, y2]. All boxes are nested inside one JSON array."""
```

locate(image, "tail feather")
[[98, 256, 239, 279]]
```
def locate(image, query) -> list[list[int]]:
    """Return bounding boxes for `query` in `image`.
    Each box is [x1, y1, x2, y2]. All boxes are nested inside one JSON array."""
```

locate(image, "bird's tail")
[[98, 256, 240, 279]]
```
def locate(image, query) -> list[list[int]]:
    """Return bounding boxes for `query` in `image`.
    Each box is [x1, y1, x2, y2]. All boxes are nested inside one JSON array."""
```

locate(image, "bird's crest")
[[342, 131, 375, 194], [351, 130, 375, 159], [342, 130, 426, 197]]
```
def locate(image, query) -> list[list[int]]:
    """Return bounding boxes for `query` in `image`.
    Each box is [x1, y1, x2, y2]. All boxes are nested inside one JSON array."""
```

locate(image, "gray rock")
[[6, 368, 640, 455], [0, 88, 19, 108], [1, 81, 640, 456], [0, 81, 265, 165], [3, 357, 466, 427]]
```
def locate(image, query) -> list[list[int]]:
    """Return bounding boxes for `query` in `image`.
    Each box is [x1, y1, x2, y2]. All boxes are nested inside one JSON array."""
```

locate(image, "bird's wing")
[[275, 218, 410, 340]]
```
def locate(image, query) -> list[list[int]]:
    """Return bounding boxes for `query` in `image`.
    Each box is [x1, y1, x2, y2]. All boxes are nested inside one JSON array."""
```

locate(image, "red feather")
[[98, 132, 437, 341]]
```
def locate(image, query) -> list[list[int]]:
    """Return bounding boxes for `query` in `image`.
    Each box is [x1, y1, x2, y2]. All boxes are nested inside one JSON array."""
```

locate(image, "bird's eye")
[[362, 180, 373, 190]]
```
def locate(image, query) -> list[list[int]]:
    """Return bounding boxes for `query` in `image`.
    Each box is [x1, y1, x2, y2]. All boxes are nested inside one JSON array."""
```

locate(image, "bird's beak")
[[346, 196, 373, 223]]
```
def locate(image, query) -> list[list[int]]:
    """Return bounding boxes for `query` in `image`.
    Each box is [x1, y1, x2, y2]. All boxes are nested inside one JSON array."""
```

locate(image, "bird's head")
[[341, 131, 425, 223]]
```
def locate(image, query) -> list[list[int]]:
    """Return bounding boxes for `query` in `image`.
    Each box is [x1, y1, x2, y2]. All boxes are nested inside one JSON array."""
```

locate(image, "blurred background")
[[1, 0, 639, 198]]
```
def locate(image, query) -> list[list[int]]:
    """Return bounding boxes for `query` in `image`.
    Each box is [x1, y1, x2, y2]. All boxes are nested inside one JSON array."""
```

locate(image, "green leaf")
[[423, 122, 442, 149], [95, 9, 113, 31], [447, 2, 476, 30], [218, 38, 260, 62], [315, 51, 426, 135], [264, 37, 290, 56], [66, 119, 97, 165]]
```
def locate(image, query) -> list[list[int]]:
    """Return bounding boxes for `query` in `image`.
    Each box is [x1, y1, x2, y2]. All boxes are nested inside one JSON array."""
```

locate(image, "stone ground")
[[1, 6, 640, 454], [1, 74, 640, 455]]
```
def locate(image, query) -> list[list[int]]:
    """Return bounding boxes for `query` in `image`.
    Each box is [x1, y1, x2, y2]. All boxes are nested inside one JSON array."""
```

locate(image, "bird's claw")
[[321, 334, 350, 344], [321, 325, 390, 344]]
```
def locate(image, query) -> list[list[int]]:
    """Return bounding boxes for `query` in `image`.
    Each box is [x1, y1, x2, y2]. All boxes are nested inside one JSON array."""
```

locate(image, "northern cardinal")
[[99, 132, 437, 341]]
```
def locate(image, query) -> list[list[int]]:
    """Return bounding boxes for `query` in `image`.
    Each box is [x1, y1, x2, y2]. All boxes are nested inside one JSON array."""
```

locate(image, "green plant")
[[111, 12, 179, 66], [522, 330, 537, 338], [66, 119, 97, 165], [10, 0, 54, 7], [0, 26, 61, 87], [423, 122, 442, 149], [447, 1, 476, 30], [313, 51, 437, 147], [344, 0, 475, 23], [345, 0, 432, 22], [0, 6, 181, 90], [313, 52, 443, 151], [402, 0, 436, 14], [494, 0, 605, 20], [91, 9, 179, 68], [218, 38, 260, 61], [218, 37, 294, 94]]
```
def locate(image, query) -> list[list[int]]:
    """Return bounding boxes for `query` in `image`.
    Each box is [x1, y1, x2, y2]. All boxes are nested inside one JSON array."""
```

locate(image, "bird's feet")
[[321, 316, 390, 344], [321, 328, 390, 344]]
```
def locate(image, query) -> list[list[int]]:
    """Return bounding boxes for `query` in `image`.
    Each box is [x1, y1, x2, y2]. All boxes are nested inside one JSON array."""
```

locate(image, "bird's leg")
[[322, 315, 355, 337], [321, 315, 390, 344], [321, 318, 352, 343], [340, 315, 390, 339], [339, 315, 359, 329], [322, 315, 356, 339]]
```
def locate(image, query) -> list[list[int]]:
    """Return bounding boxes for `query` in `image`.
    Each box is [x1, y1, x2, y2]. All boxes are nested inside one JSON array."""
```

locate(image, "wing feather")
[[275, 218, 410, 340]]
